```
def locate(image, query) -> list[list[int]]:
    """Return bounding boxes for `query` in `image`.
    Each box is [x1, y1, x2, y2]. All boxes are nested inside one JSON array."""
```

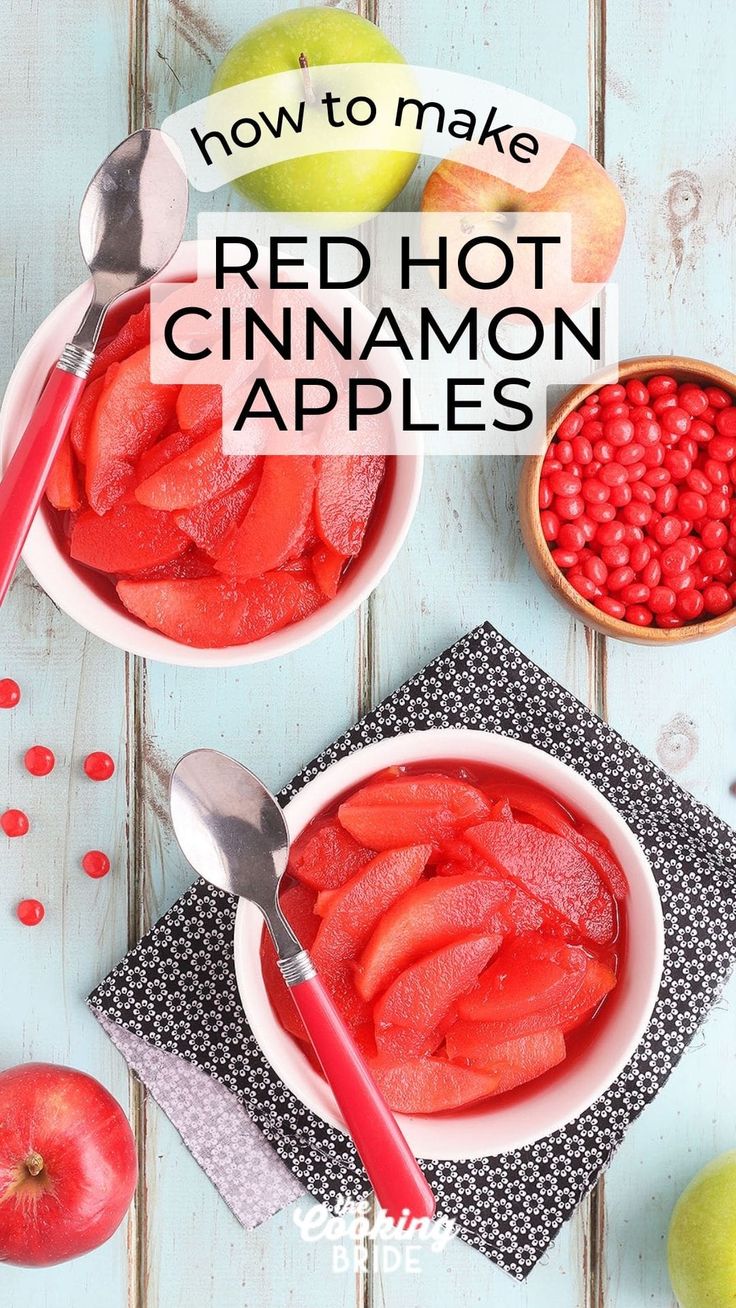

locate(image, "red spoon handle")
[[288, 969, 436, 1223], [0, 363, 87, 604]]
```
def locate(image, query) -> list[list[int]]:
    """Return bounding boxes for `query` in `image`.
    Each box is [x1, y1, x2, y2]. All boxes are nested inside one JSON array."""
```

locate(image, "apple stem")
[[25, 1151, 44, 1178], [298, 53, 317, 106]]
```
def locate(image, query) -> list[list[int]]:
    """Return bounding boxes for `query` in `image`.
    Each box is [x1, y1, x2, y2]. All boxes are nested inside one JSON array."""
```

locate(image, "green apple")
[[668, 1150, 736, 1308], [211, 7, 417, 211]]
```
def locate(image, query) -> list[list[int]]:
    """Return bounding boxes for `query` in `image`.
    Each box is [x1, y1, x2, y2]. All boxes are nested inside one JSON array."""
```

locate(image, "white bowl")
[[0, 241, 422, 667], [235, 727, 664, 1162]]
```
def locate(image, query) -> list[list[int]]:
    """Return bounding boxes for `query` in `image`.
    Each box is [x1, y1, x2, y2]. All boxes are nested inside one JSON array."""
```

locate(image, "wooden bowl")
[[519, 356, 736, 644]]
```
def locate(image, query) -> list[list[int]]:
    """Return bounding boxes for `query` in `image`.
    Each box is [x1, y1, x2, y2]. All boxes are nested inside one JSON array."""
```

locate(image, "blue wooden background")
[[1, 1, 735, 1304]]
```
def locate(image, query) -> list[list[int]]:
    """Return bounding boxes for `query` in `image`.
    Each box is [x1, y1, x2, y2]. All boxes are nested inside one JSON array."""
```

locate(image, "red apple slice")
[[45, 438, 81, 512], [314, 455, 386, 556], [289, 821, 376, 891], [134, 429, 201, 483], [118, 548, 216, 583], [448, 951, 616, 1042], [374, 932, 502, 1035], [311, 543, 347, 598], [85, 347, 179, 513], [447, 1028, 566, 1094], [312, 845, 431, 963], [175, 475, 261, 556], [89, 303, 151, 380], [287, 572, 325, 622], [367, 1054, 500, 1113], [70, 501, 189, 574], [338, 774, 491, 851], [456, 933, 607, 1023], [134, 430, 259, 511], [310, 845, 431, 1032], [116, 571, 301, 647], [214, 456, 316, 580], [355, 874, 509, 1002], [69, 376, 104, 463], [374, 1025, 444, 1058], [487, 781, 628, 899], [464, 820, 616, 943]]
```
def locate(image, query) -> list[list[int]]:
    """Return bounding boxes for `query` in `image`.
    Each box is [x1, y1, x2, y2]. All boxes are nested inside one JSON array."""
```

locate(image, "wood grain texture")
[[599, 1, 736, 1303], [0, 7, 133, 1308], [1, 0, 735, 1306]]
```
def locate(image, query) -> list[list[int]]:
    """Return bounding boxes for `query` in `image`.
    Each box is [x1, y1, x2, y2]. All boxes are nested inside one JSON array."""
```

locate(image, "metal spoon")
[[0, 128, 189, 604], [170, 748, 436, 1224]]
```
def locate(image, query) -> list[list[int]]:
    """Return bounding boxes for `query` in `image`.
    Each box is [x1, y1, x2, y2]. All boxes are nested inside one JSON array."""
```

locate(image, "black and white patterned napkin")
[[89, 623, 736, 1280]]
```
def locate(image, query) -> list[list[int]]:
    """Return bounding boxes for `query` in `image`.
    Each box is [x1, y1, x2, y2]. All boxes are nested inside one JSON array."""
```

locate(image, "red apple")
[[0, 1063, 138, 1267], [420, 141, 626, 318]]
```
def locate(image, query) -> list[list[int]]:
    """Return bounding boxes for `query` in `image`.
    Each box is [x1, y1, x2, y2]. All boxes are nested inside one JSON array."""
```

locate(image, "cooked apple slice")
[[355, 874, 509, 1002], [175, 476, 261, 556], [214, 457, 316, 580], [119, 548, 215, 583], [312, 845, 431, 967], [69, 375, 104, 463], [315, 455, 386, 556], [134, 429, 259, 511], [116, 571, 300, 647], [287, 573, 325, 623], [289, 821, 376, 891], [449, 950, 616, 1042], [374, 1024, 444, 1058], [367, 1054, 500, 1113], [338, 774, 490, 851], [134, 429, 201, 483], [85, 347, 179, 513], [311, 543, 347, 598], [374, 933, 502, 1036], [447, 1028, 566, 1095], [464, 820, 616, 943], [71, 501, 189, 574], [487, 781, 628, 899], [310, 845, 430, 1032], [46, 438, 81, 512], [89, 303, 151, 380], [456, 933, 612, 1023]]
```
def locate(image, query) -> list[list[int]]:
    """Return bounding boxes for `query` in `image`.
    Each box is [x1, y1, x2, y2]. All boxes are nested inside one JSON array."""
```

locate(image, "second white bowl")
[[235, 727, 664, 1162]]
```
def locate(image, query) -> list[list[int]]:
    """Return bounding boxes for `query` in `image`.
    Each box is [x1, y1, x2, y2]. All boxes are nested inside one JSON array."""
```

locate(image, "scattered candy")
[[16, 899, 45, 926], [24, 745, 56, 777], [84, 752, 115, 782], [541, 374, 736, 629], [1, 809, 29, 838], [82, 850, 111, 879], [0, 678, 20, 709]]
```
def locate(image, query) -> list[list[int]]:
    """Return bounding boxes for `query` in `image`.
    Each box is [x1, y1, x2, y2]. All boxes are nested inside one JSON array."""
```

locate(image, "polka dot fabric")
[[89, 624, 736, 1280]]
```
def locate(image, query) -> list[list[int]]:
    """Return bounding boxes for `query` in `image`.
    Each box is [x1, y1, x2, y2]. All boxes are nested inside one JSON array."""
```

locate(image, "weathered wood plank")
[[368, 0, 596, 1303], [0, 4, 133, 1305], [601, 0, 736, 1302], [139, 3, 363, 1305]]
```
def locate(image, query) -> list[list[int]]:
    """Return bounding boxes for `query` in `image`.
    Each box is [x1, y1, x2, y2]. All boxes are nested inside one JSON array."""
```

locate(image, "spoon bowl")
[[170, 749, 296, 957], [76, 128, 189, 351]]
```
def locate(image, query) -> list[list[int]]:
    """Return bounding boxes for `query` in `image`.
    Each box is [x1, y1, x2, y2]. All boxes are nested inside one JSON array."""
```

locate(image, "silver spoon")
[[0, 128, 189, 604], [170, 748, 435, 1223]]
